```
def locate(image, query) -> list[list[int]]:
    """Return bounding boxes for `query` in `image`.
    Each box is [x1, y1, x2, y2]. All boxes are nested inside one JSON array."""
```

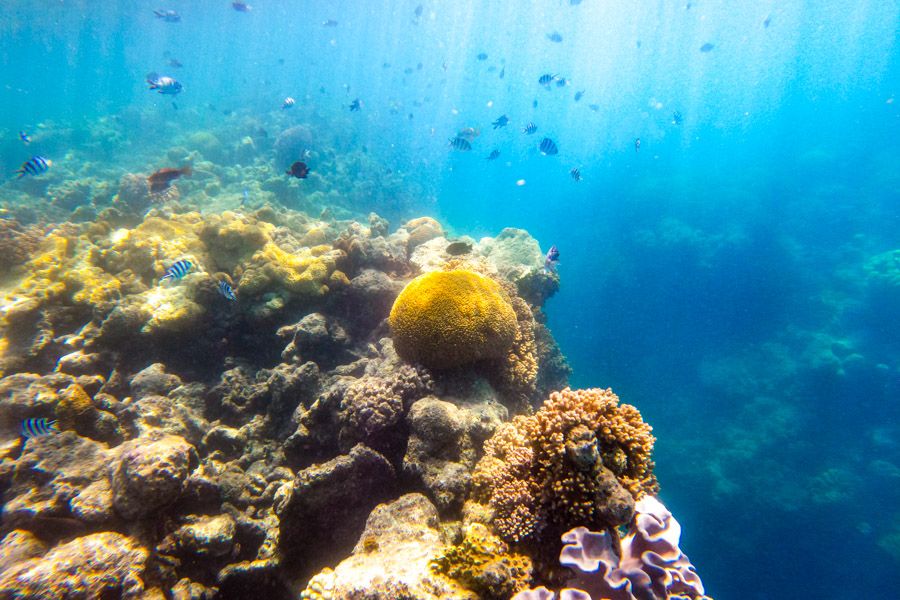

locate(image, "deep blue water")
[[2, 1, 899, 598]]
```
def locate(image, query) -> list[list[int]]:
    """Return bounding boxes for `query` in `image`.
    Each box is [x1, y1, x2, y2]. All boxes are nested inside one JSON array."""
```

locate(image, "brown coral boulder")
[[111, 434, 197, 520]]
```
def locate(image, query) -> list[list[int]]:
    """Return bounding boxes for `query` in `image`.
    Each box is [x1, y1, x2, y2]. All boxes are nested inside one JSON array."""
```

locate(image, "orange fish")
[[148, 166, 192, 193]]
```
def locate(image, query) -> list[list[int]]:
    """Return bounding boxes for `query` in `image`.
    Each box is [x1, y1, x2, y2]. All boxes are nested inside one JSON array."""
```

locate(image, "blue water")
[[2, 1, 899, 598]]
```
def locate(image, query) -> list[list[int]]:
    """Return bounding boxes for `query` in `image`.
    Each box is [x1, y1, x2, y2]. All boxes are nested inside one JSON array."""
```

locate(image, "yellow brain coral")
[[389, 270, 518, 370]]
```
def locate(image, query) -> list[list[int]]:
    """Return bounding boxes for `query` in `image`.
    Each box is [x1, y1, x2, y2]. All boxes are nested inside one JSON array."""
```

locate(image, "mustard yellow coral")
[[471, 387, 658, 544], [431, 523, 532, 599], [389, 270, 518, 370]]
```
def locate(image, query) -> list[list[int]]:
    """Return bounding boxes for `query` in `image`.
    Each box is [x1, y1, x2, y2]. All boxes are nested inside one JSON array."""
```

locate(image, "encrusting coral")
[[469, 387, 658, 545], [389, 269, 519, 370], [431, 522, 533, 599]]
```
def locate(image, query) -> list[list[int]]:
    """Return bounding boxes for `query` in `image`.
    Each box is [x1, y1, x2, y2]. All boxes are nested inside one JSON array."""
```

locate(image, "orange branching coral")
[[471, 388, 658, 544]]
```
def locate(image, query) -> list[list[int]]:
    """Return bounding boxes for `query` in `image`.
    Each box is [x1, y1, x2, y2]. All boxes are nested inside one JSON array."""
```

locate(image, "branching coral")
[[470, 388, 658, 545], [389, 270, 518, 370], [431, 523, 533, 599], [513, 496, 710, 600]]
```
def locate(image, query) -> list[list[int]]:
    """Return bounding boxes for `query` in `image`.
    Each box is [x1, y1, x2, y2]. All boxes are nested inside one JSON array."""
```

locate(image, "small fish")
[[539, 137, 558, 156], [570, 167, 582, 182], [146, 73, 182, 95], [15, 156, 51, 179], [499, 66, 505, 79], [242, 189, 249, 206], [538, 73, 556, 87], [634, 137, 641, 152], [588, 103, 600, 112], [286, 161, 310, 178], [544, 245, 560, 272], [532, 99, 538, 108], [457, 127, 480, 141], [556, 77, 569, 88], [477, 52, 488, 61], [574, 90, 584, 102], [19, 131, 31, 144], [446, 240, 472, 256], [415, 4, 423, 18], [282, 96, 295, 109], [148, 166, 191, 193], [322, 19, 338, 27], [349, 98, 361, 112], [522, 122, 537, 135], [154, 9, 181, 22], [218, 280, 237, 301], [570, 0, 582, 4], [486, 149, 500, 160], [160, 259, 193, 283], [448, 136, 472, 151], [232, 2, 251, 12], [168, 57, 183, 68], [700, 43, 715, 53], [763, 15, 771, 28], [21, 418, 58, 439], [492, 114, 509, 129], [547, 32, 563, 43], [672, 111, 683, 125]]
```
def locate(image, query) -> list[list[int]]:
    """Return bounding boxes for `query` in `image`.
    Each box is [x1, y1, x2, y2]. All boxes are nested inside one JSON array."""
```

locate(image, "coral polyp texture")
[[513, 496, 711, 600], [470, 387, 658, 545], [389, 269, 519, 370]]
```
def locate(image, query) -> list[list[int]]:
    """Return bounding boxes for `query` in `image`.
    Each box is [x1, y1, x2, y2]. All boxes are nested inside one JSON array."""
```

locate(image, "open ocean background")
[[2, 1, 899, 598]]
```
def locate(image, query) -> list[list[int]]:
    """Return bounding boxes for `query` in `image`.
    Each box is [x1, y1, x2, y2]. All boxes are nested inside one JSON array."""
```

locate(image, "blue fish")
[[160, 259, 193, 283], [672, 111, 683, 125], [21, 418, 58, 439], [538, 73, 556, 87], [19, 131, 31, 144], [16, 156, 51, 178], [486, 149, 501, 160], [700, 43, 715, 53], [218, 280, 237, 301], [522, 122, 537, 135], [539, 137, 558, 156]]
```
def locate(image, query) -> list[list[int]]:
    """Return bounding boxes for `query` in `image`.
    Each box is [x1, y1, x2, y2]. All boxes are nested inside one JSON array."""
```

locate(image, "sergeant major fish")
[[448, 136, 472, 151], [218, 280, 237, 301], [21, 418, 58, 439], [486, 149, 500, 160], [147, 73, 182, 95], [16, 156, 51, 178], [522, 122, 537, 135], [160, 259, 193, 283], [539, 137, 558, 156]]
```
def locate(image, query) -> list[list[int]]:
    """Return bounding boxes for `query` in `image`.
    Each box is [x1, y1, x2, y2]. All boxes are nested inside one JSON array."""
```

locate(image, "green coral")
[[430, 523, 532, 599], [389, 270, 518, 370]]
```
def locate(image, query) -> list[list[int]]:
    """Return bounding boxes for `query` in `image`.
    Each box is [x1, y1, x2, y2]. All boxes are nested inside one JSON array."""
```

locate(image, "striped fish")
[[522, 122, 537, 135], [218, 279, 237, 301], [160, 259, 193, 283], [539, 137, 558, 155], [16, 156, 52, 178], [21, 418, 58, 439], [538, 73, 556, 87], [448, 136, 472, 151], [282, 96, 295, 109]]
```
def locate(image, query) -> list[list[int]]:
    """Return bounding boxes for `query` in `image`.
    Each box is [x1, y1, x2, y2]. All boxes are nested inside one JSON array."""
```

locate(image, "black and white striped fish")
[[538, 73, 556, 87], [282, 96, 295, 109], [218, 279, 237, 301], [147, 73, 183, 95], [160, 259, 193, 283], [486, 149, 500, 160], [570, 167, 582, 181], [522, 122, 537, 135], [16, 156, 52, 178], [539, 137, 559, 156], [21, 418, 58, 439], [448, 136, 472, 151]]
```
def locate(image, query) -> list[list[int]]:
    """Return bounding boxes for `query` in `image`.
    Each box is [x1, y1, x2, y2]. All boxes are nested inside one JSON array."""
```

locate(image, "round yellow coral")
[[389, 270, 518, 370]]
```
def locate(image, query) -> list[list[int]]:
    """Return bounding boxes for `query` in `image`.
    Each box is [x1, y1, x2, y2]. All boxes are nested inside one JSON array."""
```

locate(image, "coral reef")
[[431, 522, 533, 599], [513, 496, 710, 600], [389, 269, 519, 370], [469, 387, 657, 546]]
